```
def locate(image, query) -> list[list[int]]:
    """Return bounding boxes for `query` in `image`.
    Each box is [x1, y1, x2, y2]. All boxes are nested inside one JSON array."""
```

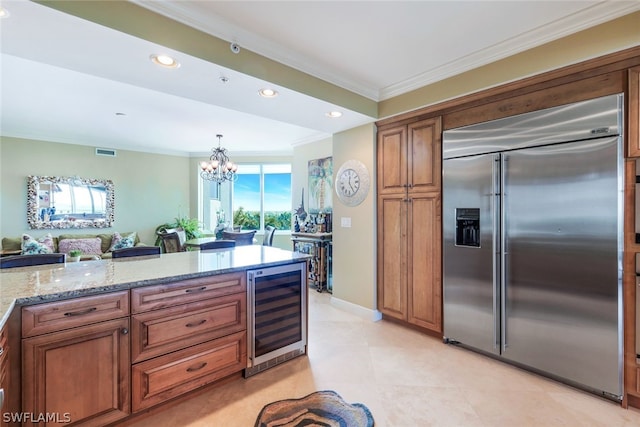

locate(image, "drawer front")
[[131, 293, 246, 363], [22, 291, 130, 337], [132, 331, 246, 411], [131, 272, 245, 313]]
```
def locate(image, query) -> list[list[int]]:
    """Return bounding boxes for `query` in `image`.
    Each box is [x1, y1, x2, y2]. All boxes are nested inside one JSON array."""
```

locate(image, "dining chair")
[[262, 226, 276, 246], [165, 227, 187, 248], [157, 231, 184, 253], [111, 246, 161, 258], [0, 253, 66, 269], [222, 230, 257, 246], [199, 240, 236, 250]]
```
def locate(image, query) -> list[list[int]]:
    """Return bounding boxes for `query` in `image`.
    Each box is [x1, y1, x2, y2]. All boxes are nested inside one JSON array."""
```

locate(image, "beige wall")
[[291, 138, 333, 216], [0, 137, 191, 246], [291, 128, 376, 312], [331, 124, 377, 311]]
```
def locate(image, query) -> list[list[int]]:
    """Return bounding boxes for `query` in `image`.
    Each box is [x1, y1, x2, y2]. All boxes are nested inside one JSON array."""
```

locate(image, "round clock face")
[[335, 160, 370, 206]]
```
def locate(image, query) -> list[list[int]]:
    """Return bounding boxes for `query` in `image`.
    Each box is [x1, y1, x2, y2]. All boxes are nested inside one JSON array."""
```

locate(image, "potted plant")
[[154, 215, 203, 246], [68, 249, 82, 262]]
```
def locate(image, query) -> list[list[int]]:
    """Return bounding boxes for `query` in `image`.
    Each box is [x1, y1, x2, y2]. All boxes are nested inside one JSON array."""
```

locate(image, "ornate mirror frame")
[[27, 175, 115, 229]]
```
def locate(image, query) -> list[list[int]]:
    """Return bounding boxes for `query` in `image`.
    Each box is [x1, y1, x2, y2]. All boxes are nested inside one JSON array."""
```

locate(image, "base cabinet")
[[377, 192, 442, 332], [0, 325, 9, 427], [130, 273, 247, 413], [22, 318, 131, 427], [19, 272, 248, 425]]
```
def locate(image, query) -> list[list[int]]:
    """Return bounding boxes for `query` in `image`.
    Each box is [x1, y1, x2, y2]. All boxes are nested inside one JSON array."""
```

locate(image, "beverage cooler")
[[245, 262, 307, 377]]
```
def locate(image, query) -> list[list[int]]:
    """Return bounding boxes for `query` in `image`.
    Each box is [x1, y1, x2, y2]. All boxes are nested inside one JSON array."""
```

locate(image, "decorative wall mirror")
[[27, 175, 114, 229]]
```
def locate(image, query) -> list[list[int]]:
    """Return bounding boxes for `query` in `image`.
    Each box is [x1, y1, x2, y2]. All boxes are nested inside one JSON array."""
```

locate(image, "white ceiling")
[[1, 0, 639, 157]]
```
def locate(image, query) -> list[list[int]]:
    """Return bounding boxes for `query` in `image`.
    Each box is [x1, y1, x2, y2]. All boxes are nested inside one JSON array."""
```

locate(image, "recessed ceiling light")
[[150, 54, 180, 69], [326, 111, 343, 118], [259, 88, 278, 98], [0, 6, 9, 18]]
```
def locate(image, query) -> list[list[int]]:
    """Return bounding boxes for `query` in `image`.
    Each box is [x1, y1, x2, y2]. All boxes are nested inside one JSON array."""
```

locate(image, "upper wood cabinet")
[[629, 66, 640, 157], [378, 117, 442, 195]]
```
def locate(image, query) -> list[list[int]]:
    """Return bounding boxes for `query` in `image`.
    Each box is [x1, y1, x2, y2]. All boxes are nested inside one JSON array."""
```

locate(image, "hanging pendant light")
[[200, 134, 238, 183]]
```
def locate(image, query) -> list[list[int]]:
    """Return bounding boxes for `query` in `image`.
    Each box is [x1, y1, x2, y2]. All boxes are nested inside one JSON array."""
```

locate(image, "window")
[[233, 164, 291, 231], [199, 163, 292, 233]]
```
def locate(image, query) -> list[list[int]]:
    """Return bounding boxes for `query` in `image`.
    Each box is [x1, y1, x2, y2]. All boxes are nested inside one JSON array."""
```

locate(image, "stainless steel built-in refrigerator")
[[442, 94, 623, 400]]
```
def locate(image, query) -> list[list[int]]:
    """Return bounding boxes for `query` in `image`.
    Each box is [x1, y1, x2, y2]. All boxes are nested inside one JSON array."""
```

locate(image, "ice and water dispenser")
[[455, 208, 480, 248]]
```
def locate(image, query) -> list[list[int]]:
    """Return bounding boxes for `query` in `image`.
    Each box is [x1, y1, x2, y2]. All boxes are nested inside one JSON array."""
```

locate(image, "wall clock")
[[335, 159, 370, 207]]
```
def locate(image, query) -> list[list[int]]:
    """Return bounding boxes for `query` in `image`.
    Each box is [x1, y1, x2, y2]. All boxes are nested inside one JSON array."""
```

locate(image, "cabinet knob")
[[121, 328, 129, 335]]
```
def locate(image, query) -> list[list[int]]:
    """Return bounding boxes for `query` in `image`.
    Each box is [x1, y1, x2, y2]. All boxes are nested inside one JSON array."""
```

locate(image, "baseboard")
[[329, 296, 382, 322]]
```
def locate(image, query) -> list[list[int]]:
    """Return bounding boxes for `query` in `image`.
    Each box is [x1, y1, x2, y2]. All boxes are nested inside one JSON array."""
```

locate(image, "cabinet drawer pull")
[[186, 319, 207, 328], [186, 362, 207, 372], [121, 328, 129, 335], [64, 307, 97, 317], [0, 347, 3, 356], [184, 286, 207, 294]]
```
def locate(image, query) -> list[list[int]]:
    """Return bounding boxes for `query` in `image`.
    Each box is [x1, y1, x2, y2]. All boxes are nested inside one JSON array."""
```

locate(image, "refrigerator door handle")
[[492, 154, 500, 350], [500, 154, 508, 352]]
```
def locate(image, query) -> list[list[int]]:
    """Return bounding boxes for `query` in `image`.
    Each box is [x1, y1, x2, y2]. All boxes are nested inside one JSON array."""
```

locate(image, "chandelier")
[[200, 134, 238, 183]]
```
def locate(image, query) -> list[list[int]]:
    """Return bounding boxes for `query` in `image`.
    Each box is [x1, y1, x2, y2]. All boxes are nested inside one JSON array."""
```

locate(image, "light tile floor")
[[127, 291, 640, 426]]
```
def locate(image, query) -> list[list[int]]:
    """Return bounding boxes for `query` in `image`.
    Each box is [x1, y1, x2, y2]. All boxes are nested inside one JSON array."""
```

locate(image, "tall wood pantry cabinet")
[[377, 116, 442, 333]]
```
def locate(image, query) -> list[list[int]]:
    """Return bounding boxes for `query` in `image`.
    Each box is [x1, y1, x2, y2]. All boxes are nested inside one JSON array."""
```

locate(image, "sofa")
[[1, 231, 143, 259]]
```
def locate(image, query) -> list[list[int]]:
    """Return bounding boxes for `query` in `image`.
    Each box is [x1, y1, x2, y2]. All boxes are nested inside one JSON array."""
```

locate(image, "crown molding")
[[379, 1, 640, 100], [134, 1, 640, 103]]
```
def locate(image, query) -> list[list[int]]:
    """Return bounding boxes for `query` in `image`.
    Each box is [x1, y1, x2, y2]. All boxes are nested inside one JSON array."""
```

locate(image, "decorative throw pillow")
[[21, 233, 54, 255], [58, 238, 102, 256], [108, 232, 137, 252]]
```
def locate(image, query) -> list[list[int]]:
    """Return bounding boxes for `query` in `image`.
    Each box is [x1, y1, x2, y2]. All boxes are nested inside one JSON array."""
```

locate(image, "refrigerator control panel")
[[455, 208, 480, 248]]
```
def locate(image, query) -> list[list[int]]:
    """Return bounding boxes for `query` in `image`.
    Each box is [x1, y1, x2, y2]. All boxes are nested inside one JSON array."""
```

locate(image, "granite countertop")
[[0, 246, 309, 328]]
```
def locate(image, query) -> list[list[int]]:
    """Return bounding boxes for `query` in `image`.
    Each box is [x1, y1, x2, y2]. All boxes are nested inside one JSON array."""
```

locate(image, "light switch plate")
[[341, 217, 351, 228]]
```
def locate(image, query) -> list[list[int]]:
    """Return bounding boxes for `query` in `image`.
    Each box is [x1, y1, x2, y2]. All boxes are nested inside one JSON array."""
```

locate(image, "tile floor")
[[127, 291, 640, 426]]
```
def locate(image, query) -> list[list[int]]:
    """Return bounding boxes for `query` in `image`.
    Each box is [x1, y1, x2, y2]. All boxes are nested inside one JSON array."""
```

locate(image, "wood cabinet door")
[[407, 192, 442, 333], [22, 318, 130, 427], [377, 125, 407, 195], [408, 117, 442, 193], [377, 193, 408, 320], [629, 66, 640, 157]]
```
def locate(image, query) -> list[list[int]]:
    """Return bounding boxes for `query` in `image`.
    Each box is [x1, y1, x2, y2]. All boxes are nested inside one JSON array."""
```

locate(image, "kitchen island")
[[0, 246, 309, 426]]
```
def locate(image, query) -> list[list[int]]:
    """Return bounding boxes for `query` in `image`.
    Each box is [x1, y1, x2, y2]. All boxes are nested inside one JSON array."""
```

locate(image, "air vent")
[[95, 148, 116, 157]]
